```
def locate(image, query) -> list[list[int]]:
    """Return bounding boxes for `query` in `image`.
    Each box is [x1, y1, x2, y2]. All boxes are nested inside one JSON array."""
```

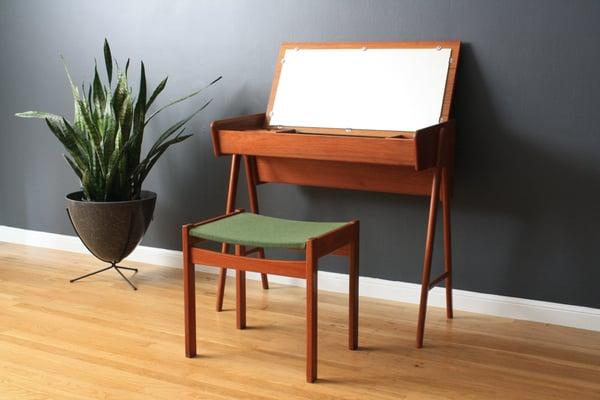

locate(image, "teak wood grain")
[[209, 41, 460, 349], [191, 247, 306, 279], [254, 157, 437, 196], [215, 129, 418, 167]]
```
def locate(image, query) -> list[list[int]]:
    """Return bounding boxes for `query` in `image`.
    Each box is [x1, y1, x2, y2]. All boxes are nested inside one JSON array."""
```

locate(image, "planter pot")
[[65, 191, 156, 290], [66, 191, 157, 263]]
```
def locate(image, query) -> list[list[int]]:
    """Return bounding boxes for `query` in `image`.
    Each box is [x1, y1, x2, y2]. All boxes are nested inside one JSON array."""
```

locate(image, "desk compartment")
[[214, 129, 419, 167]]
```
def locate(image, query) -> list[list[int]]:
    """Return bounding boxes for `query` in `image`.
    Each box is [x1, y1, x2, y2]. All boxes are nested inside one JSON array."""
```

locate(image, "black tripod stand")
[[66, 208, 139, 290], [69, 262, 139, 290]]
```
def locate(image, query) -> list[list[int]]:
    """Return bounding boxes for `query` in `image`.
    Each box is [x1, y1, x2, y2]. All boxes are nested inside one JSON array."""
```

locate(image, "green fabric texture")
[[189, 212, 347, 250]]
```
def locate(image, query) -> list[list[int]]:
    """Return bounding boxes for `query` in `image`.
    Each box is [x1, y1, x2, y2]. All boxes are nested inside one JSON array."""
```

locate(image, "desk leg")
[[216, 155, 241, 312], [442, 168, 453, 319], [417, 168, 441, 348], [306, 240, 318, 383], [244, 155, 270, 290], [183, 225, 196, 357], [349, 224, 359, 351]]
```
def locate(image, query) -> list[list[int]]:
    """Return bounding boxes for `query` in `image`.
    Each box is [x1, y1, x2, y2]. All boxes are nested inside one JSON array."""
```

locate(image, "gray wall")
[[1, 0, 599, 308]]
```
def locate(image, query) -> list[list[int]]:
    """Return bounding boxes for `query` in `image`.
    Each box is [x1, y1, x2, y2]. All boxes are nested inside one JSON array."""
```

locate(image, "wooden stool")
[[182, 210, 359, 383]]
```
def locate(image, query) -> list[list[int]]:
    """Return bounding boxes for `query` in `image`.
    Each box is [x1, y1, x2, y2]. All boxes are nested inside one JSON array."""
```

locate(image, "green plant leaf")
[[60, 55, 80, 100], [146, 76, 167, 110], [76, 98, 101, 148], [15, 111, 62, 120], [86, 84, 92, 118], [100, 92, 118, 168], [127, 62, 147, 174], [112, 73, 133, 139], [142, 132, 192, 174], [145, 75, 221, 125], [80, 170, 92, 200], [16, 40, 219, 202], [63, 154, 82, 179], [106, 124, 144, 199], [44, 118, 88, 175], [73, 98, 106, 180], [133, 131, 192, 197], [147, 98, 212, 157], [60, 55, 89, 135], [61, 117, 91, 169], [92, 64, 106, 112], [103, 38, 113, 85]]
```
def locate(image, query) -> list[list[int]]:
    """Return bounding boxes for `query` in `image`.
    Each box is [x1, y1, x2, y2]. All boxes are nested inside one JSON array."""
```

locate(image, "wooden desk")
[[210, 41, 460, 348]]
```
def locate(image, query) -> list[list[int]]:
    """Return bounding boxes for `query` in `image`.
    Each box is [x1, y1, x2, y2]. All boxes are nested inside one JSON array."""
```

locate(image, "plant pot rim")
[[66, 190, 157, 204]]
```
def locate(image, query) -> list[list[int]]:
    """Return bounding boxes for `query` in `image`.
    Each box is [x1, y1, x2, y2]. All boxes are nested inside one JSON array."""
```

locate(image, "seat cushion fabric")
[[189, 212, 347, 250]]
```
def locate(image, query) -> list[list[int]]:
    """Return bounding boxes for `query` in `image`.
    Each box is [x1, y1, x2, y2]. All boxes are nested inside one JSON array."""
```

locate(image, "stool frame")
[[182, 210, 359, 383]]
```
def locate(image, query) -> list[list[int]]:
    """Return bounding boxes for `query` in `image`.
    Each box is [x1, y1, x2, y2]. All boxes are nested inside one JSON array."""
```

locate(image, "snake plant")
[[16, 39, 221, 201]]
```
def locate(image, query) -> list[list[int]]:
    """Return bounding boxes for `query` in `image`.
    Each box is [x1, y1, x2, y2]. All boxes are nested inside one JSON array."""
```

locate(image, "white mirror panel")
[[269, 48, 451, 132]]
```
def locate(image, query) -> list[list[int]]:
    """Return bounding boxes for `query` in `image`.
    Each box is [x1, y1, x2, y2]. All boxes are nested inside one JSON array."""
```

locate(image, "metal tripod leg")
[[115, 265, 138, 272], [70, 265, 114, 283], [70, 263, 138, 290], [65, 207, 140, 290], [114, 265, 138, 291]]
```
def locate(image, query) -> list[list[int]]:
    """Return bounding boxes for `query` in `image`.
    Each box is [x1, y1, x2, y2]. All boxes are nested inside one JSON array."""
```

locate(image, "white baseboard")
[[1, 224, 599, 332]]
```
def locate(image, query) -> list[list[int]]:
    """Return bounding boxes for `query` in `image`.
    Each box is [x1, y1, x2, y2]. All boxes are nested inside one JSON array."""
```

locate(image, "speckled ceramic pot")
[[66, 191, 156, 264]]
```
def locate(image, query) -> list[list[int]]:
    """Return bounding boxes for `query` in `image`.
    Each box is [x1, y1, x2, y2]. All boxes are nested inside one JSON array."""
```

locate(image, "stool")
[[182, 210, 359, 383]]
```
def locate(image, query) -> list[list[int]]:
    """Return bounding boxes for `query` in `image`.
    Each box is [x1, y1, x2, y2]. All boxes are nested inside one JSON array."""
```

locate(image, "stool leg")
[[258, 248, 269, 289], [306, 241, 318, 383], [216, 248, 227, 311], [182, 226, 196, 357], [349, 225, 359, 350], [235, 245, 246, 329]]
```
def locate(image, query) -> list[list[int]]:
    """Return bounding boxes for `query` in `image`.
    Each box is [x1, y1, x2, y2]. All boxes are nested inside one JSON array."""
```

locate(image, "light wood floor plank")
[[0, 242, 599, 399]]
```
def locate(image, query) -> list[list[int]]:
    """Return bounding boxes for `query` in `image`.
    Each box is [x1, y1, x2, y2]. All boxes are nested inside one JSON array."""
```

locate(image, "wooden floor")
[[1, 243, 599, 399]]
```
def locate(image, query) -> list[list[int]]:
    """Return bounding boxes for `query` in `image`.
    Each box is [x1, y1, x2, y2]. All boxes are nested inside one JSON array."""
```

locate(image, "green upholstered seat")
[[189, 212, 347, 250]]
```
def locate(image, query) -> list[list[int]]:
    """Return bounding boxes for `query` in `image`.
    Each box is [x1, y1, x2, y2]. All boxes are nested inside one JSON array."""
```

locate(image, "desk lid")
[[266, 41, 460, 137]]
